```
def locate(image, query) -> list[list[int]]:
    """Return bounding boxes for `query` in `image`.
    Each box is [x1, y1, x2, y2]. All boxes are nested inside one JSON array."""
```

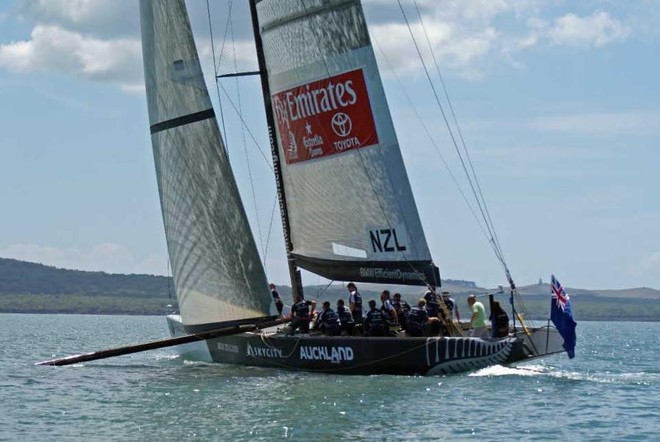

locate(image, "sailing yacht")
[[139, 0, 566, 375]]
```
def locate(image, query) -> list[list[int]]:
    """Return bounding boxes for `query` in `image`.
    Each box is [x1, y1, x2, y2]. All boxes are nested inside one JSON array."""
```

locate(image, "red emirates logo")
[[271, 69, 379, 165]]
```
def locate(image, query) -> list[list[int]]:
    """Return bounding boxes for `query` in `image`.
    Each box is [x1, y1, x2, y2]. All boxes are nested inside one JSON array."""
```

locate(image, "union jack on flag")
[[550, 274, 577, 359], [551, 274, 569, 310]]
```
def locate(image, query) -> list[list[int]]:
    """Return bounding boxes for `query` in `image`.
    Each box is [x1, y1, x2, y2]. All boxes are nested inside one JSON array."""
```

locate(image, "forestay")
[[254, 0, 440, 285], [140, 0, 271, 326]]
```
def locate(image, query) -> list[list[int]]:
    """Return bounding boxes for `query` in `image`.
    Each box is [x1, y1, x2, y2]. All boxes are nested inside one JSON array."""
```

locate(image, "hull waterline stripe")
[[150, 108, 215, 134]]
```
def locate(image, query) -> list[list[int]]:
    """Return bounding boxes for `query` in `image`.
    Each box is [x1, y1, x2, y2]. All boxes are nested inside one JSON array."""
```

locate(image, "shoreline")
[[1, 310, 657, 322]]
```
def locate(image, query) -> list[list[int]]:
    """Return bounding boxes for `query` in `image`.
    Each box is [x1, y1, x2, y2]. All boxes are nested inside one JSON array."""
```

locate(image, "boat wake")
[[469, 365, 543, 377], [471, 363, 656, 385]]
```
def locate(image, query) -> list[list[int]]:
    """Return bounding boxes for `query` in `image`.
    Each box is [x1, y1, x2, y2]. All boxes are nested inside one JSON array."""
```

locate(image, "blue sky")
[[0, 0, 658, 290]]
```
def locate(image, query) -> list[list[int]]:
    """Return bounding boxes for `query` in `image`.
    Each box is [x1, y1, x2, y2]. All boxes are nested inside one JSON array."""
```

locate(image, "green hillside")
[[0, 258, 174, 315], [1, 257, 659, 320]]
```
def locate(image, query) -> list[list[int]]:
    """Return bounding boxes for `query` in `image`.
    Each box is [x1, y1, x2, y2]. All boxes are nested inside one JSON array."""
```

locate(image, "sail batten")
[[150, 108, 215, 134], [140, 0, 271, 325], [254, 0, 440, 286]]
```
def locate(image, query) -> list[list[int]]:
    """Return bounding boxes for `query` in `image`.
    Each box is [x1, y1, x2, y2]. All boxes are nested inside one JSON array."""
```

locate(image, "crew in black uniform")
[[423, 286, 442, 335], [424, 286, 441, 318], [392, 292, 411, 330], [269, 283, 284, 316], [315, 301, 341, 336], [406, 299, 438, 337], [363, 299, 387, 337], [380, 290, 398, 327], [490, 301, 510, 338], [287, 294, 316, 334], [347, 282, 363, 323]]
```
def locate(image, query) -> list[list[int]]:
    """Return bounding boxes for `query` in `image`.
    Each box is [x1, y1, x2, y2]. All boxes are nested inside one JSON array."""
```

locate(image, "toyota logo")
[[331, 112, 353, 137]]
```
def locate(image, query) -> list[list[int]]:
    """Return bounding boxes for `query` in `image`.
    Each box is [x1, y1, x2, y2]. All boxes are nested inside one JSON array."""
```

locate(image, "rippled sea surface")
[[1, 314, 658, 441]]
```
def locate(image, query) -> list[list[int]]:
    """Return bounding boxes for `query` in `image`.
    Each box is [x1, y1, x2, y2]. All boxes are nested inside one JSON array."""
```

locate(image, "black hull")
[[166, 316, 554, 375]]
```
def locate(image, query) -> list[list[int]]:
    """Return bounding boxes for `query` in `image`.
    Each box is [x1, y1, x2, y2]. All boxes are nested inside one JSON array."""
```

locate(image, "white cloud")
[[370, 17, 498, 78], [368, 2, 629, 77], [0, 1, 635, 91], [547, 11, 628, 47], [18, 0, 138, 37], [0, 24, 142, 92], [0, 243, 167, 275], [2, 2, 255, 94]]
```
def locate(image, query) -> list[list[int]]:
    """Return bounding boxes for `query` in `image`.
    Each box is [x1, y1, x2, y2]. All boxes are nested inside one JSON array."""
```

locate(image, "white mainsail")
[[140, 0, 271, 326], [254, 0, 439, 285]]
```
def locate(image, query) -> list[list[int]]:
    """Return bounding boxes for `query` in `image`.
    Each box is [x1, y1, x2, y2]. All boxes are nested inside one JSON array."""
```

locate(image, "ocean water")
[[1, 314, 658, 441]]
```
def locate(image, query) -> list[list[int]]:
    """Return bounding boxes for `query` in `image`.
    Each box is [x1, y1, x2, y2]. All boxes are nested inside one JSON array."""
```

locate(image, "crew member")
[[392, 292, 411, 330], [467, 294, 488, 338], [347, 282, 363, 323], [405, 299, 438, 337], [490, 301, 510, 338], [424, 286, 441, 318], [380, 290, 398, 326], [441, 291, 460, 321], [269, 283, 284, 316], [288, 294, 316, 334], [316, 301, 341, 336], [336, 299, 355, 335], [363, 300, 387, 337]]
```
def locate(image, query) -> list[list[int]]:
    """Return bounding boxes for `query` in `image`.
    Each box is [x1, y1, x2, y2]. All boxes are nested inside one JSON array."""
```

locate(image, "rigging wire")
[[262, 196, 278, 267], [206, 0, 276, 271], [229, 7, 265, 257], [402, 1, 534, 327], [206, 0, 229, 148], [396, 0, 499, 259], [371, 36, 491, 245], [412, 0, 507, 270], [396, 1, 518, 283], [217, 82, 274, 172], [214, 0, 234, 73]]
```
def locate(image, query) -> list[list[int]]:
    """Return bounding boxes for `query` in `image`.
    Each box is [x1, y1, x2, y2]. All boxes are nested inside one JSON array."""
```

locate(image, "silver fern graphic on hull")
[[425, 337, 515, 375]]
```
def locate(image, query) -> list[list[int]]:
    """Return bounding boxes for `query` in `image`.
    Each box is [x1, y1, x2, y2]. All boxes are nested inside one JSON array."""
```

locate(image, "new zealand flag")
[[550, 275, 577, 359]]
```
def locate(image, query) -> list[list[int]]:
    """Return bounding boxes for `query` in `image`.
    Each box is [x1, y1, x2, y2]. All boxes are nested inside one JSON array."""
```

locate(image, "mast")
[[248, 0, 304, 299]]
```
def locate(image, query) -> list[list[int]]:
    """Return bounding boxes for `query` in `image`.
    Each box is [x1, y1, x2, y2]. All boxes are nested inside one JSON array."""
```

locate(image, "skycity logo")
[[246, 343, 283, 359]]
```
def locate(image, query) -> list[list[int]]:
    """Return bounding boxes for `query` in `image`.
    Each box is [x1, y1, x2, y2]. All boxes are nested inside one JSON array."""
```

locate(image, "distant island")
[[0, 257, 658, 321]]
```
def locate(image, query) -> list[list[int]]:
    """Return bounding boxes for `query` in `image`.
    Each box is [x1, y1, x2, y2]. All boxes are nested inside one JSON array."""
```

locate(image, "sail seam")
[[150, 108, 215, 134]]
